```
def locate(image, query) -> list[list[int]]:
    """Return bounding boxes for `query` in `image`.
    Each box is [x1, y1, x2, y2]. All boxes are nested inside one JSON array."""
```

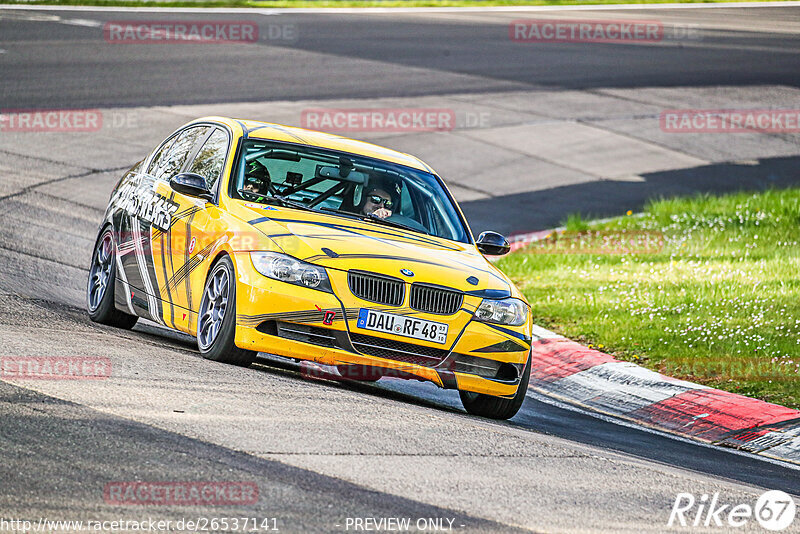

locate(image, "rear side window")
[[152, 126, 209, 181], [187, 128, 229, 189]]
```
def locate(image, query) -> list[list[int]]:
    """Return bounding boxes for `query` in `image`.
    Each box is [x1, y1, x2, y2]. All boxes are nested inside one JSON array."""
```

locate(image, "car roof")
[[190, 116, 435, 173]]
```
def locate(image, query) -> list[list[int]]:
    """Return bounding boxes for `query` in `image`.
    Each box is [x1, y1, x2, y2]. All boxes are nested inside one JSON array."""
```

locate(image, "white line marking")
[[0, 11, 102, 26], [1, 1, 800, 14], [60, 17, 102, 27]]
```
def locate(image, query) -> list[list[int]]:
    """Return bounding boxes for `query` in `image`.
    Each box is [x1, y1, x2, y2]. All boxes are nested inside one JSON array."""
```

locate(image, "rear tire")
[[459, 351, 531, 420], [197, 255, 256, 367], [87, 227, 138, 330]]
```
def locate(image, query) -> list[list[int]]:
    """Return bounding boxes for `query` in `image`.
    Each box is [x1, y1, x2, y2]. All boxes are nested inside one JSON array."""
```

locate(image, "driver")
[[360, 185, 396, 220], [242, 161, 271, 200]]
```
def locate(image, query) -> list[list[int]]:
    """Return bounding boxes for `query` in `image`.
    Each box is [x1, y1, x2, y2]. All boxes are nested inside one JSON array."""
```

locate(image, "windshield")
[[229, 140, 470, 243]]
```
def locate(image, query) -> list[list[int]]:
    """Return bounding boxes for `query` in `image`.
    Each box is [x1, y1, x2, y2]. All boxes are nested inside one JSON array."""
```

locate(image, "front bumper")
[[231, 252, 531, 398]]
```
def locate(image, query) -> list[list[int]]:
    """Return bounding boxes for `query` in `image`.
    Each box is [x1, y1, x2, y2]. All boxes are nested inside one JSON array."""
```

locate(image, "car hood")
[[233, 203, 515, 295]]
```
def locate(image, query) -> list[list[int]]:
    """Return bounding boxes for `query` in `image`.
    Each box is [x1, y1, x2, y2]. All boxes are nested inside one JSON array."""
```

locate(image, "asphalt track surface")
[[1, 4, 800, 533], [1, 6, 800, 108]]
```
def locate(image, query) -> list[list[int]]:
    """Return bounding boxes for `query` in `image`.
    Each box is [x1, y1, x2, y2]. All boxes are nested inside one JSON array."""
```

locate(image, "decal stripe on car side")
[[130, 212, 163, 325], [151, 205, 203, 240], [114, 237, 137, 316], [166, 241, 216, 292], [184, 211, 196, 328], [159, 230, 176, 329], [159, 191, 177, 329], [239, 308, 359, 328]]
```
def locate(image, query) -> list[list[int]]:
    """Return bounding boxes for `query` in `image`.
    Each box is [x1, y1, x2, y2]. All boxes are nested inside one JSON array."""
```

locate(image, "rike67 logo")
[[668, 490, 796, 531]]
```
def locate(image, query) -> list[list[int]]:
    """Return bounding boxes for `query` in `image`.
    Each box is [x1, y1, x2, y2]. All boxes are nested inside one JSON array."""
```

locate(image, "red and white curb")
[[528, 327, 800, 466]]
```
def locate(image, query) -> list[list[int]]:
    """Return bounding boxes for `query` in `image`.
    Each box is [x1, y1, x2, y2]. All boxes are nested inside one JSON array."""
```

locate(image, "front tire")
[[459, 351, 532, 420], [197, 256, 256, 367], [87, 227, 138, 330]]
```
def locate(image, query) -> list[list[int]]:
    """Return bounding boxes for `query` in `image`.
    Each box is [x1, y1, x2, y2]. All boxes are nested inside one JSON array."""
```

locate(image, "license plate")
[[356, 309, 448, 344]]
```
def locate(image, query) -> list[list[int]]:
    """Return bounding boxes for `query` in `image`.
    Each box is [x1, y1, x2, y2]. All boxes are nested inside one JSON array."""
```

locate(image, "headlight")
[[250, 252, 332, 293], [475, 297, 528, 326]]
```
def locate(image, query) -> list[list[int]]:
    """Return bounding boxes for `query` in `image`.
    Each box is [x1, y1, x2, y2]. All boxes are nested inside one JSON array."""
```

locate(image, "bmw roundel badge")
[[400, 268, 414, 277]]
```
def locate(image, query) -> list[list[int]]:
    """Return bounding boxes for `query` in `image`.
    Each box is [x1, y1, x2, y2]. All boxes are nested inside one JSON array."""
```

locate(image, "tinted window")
[[153, 126, 209, 181], [187, 128, 229, 189]]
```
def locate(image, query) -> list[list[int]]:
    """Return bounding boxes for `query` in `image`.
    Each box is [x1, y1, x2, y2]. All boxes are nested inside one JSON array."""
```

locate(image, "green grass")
[[2, 0, 792, 8], [497, 188, 800, 409], [564, 212, 590, 232]]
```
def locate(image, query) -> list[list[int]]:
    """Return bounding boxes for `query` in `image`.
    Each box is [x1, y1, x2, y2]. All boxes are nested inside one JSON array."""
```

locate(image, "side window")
[[146, 136, 175, 177], [153, 126, 209, 182], [187, 128, 229, 189]]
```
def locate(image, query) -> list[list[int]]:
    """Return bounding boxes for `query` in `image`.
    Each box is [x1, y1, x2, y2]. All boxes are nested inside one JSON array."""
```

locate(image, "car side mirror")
[[476, 231, 510, 256], [169, 173, 213, 201]]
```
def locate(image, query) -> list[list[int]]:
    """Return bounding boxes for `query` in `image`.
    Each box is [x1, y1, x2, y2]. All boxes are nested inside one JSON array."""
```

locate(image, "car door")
[[114, 125, 209, 326], [156, 126, 232, 335]]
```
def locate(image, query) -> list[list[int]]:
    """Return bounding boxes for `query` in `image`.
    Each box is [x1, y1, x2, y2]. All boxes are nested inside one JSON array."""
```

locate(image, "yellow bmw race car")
[[87, 116, 533, 419]]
